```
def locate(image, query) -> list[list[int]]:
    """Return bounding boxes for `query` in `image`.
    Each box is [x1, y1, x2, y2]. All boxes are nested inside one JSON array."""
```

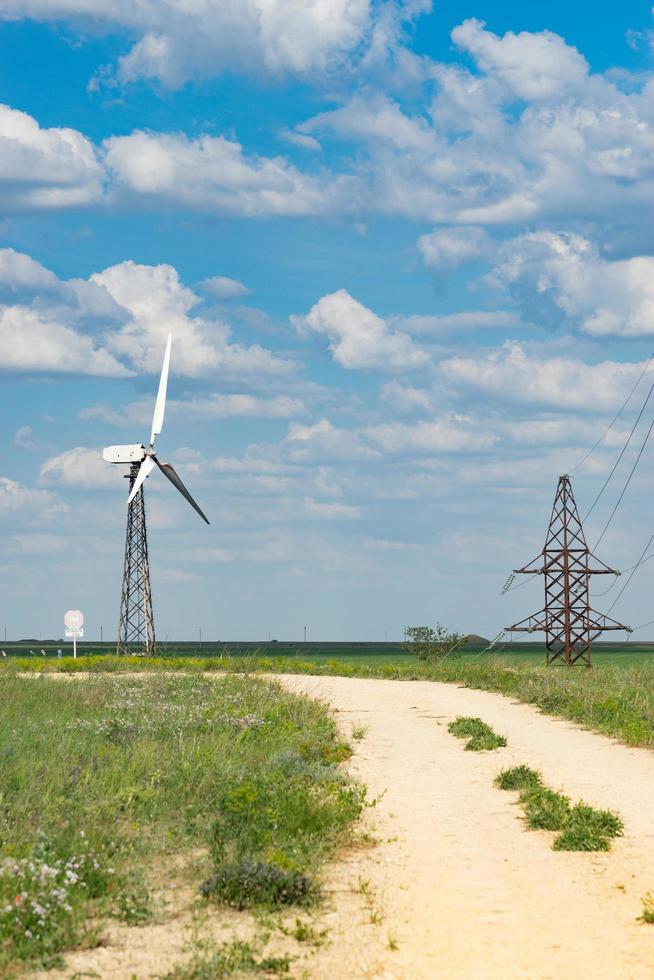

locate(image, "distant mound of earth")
[[462, 634, 492, 649]]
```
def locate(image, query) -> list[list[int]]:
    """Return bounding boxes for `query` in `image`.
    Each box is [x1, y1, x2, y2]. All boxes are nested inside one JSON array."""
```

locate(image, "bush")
[[553, 803, 623, 851], [520, 787, 571, 831], [405, 624, 465, 663], [201, 860, 317, 909]]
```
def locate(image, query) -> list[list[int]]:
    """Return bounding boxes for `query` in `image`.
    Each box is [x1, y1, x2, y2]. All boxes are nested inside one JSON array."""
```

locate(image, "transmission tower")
[[117, 462, 155, 655], [507, 474, 630, 667]]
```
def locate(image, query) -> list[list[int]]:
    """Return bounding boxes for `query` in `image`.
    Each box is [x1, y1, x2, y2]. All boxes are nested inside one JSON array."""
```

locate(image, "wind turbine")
[[103, 334, 209, 655]]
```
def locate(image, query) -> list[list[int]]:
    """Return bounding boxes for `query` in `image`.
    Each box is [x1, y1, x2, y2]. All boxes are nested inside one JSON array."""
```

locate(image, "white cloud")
[[82, 392, 305, 424], [0, 104, 103, 211], [104, 130, 354, 217], [40, 447, 120, 488], [492, 231, 654, 337], [93, 260, 295, 378], [303, 498, 361, 519], [292, 288, 429, 370], [0, 476, 63, 519], [13, 426, 37, 450], [202, 276, 251, 300], [451, 18, 588, 101], [440, 342, 648, 410], [1, 0, 372, 87], [394, 310, 521, 335], [418, 225, 491, 270], [279, 130, 322, 152], [0, 305, 130, 377]]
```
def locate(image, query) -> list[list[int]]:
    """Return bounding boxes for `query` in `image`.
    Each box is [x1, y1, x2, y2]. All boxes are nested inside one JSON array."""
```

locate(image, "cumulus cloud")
[[0, 476, 63, 519], [82, 393, 305, 424], [0, 305, 129, 377], [451, 18, 588, 101], [0, 104, 103, 211], [39, 446, 119, 488], [439, 342, 648, 410], [202, 276, 251, 300], [0, 0, 372, 87], [492, 231, 654, 337], [104, 130, 355, 217], [292, 289, 429, 370], [418, 226, 492, 270], [95, 260, 295, 378]]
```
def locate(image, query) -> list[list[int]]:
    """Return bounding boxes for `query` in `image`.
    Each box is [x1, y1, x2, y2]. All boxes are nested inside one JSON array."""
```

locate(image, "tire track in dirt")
[[277, 675, 654, 979]]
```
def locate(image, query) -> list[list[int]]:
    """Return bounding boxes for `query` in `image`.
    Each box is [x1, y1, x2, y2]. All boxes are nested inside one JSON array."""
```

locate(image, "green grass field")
[[4, 640, 654, 667], [0, 674, 362, 973]]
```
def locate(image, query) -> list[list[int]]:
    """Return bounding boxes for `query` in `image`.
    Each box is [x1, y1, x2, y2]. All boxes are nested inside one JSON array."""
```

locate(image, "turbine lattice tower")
[[117, 462, 155, 655], [507, 474, 630, 667]]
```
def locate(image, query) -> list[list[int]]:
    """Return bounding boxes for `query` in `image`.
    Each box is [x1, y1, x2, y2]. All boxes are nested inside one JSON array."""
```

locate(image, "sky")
[[2, 1, 654, 643]]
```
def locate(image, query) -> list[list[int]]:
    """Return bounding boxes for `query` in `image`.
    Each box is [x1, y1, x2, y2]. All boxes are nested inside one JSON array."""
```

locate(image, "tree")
[[404, 624, 466, 663]]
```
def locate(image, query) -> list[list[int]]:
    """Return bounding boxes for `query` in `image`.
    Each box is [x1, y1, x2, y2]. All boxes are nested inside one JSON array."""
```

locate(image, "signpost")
[[64, 609, 84, 659]]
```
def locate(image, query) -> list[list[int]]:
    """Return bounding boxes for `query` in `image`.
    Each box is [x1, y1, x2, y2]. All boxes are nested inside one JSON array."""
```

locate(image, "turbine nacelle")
[[103, 444, 146, 464]]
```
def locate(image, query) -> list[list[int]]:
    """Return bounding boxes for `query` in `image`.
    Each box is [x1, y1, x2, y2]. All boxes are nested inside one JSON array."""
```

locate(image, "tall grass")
[[0, 674, 362, 971], [10, 654, 654, 750]]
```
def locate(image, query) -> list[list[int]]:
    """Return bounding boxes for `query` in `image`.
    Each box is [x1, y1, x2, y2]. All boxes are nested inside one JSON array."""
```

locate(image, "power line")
[[593, 416, 654, 551], [605, 529, 654, 615], [583, 381, 654, 522], [571, 352, 654, 475], [591, 550, 654, 597]]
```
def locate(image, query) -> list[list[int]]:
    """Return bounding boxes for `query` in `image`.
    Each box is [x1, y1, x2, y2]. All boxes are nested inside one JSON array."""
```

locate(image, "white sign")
[[64, 609, 84, 631], [64, 609, 84, 658]]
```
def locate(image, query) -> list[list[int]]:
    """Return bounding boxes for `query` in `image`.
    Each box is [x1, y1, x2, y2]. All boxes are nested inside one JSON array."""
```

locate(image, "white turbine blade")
[[154, 457, 210, 524], [127, 456, 156, 504], [149, 333, 172, 447]]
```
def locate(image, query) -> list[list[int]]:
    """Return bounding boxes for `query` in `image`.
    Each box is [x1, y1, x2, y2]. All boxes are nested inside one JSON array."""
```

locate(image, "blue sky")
[[2, 0, 654, 643]]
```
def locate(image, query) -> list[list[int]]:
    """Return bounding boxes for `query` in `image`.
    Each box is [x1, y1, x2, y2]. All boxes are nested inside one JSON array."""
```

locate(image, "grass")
[[639, 893, 654, 924], [0, 674, 363, 972], [448, 716, 507, 751], [165, 938, 292, 977], [496, 766, 624, 851], [9, 651, 654, 752]]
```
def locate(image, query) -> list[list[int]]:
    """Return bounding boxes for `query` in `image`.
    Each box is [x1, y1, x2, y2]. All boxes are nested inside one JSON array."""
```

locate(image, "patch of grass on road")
[[496, 766, 623, 851], [448, 716, 507, 751], [0, 674, 362, 972]]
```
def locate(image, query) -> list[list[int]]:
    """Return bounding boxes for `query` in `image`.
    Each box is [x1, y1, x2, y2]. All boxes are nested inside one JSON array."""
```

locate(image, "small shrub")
[[520, 787, 571, 832], [553, 803, 623, 852], [448, 717, 507, 751], [201, 860, 318, 909], [639, 893, 654, 924], [495, 766, 542, 791], [112, 873, 153, 924]]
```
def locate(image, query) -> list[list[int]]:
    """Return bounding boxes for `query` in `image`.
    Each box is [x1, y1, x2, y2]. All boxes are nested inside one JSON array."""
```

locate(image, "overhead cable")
[[571, 351, 654, 475], [592, 416, 654, 551], [583, 381, 654, 522], [605, 529, 654, 615]]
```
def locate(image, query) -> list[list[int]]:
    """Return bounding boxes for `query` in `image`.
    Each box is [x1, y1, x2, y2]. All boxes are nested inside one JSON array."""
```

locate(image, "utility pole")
[[508, 474, 631, 667], [199, 627, 202, 644], [304, 625, 307, 643], [100, 625, 103, 644]]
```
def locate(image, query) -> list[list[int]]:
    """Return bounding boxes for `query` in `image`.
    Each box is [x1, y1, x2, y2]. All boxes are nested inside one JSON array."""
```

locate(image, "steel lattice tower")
[[507, 474, 630, 667], [117, 462, 155, 655]]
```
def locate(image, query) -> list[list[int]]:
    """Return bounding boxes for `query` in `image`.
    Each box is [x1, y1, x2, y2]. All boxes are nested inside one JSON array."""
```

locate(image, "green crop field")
[[3, 639, 654, 667]]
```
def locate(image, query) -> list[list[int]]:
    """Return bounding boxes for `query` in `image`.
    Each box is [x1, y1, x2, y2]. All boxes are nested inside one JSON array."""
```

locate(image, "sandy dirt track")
[[276, 674, 654, 979]]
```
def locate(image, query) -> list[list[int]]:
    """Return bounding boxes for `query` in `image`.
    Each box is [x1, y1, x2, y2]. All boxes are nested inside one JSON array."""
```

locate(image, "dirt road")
[[277, 674, 654, 979]]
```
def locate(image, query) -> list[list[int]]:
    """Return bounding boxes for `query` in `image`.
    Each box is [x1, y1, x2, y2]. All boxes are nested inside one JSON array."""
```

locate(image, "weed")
[[639, 893, 654, 924], [520, 787, 571, 832], [352, 725, 367, 741], [448, 717, 507, 751], [282, 917, 327, 947], [495, 766, 542, 792], [387, 932, 399, 951], [112, 872, 154, 924], [553, 803, 623, 852], [165, 938, 291, 977], [497, 762, 623, 851]]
